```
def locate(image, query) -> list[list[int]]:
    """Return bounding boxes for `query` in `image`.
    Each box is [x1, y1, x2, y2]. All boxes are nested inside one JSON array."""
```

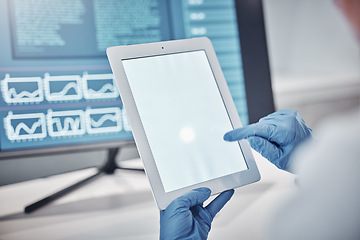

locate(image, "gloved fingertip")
[[223, 132, 233, 141], [224, 189, 235, 198], [227, 189, 235, 195]]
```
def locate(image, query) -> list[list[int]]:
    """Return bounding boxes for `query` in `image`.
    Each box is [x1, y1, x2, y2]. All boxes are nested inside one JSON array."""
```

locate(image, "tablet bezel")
[[107, 37, 260, 210]]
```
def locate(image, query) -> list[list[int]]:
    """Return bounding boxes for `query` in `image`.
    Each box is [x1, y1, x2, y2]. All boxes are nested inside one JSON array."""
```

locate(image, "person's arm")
[[160, 188, 234, 240], [224, 109, 312, 172]]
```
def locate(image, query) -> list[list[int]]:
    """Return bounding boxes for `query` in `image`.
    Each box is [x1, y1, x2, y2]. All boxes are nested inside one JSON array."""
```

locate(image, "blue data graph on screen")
[[1, 75, 44, 104], [83, 73, 119, 100], [0, 73, 121, 107], [85, 107, 122, 134], [4, 112, 47, 141], [44, 74, 83, 101], [0, 0, 247, 152], [0, 107, 132, 151], [47, 109, 86, 137]]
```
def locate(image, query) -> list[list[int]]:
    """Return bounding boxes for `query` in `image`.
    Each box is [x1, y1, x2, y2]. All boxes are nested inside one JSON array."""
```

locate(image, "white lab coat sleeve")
[[268, 109, 360, 240]]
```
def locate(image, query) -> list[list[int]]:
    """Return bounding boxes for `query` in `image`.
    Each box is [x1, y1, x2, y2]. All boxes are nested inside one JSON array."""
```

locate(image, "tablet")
[[107, 37, 260, 209]]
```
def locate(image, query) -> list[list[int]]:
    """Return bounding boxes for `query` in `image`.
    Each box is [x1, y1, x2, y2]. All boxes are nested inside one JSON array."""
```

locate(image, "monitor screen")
[[0, 0, 269, 158]]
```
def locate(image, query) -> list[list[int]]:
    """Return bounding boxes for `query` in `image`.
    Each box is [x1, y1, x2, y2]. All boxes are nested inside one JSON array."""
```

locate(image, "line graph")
[[44, 73, 83, 101], [1, 74, 44, 104], [90, 114, 117, 128], [85, 107, 122, 134], [82, 73, 119, 99], [4, 112, 47, 141], [47, 109, 86, 137], [8, 88, 40, 99]]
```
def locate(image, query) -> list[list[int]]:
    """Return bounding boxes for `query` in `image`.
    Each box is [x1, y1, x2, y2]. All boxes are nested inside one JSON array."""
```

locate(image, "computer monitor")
[[0, 0, 274, 160]]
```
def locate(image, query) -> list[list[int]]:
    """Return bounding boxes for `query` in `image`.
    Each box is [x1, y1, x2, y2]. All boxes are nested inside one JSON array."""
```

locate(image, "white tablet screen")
[[122, 50, 248, 192]]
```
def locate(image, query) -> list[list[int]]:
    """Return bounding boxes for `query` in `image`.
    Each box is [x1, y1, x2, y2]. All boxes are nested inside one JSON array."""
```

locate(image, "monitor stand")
[[24, 148, 144, 214]]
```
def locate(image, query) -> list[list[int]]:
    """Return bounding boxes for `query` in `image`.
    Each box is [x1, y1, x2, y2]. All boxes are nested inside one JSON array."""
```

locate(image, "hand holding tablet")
[[107, 37, 260, 209]]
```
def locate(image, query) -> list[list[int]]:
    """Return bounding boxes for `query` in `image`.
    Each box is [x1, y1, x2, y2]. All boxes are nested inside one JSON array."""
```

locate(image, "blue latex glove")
[[224, 109, 312, 171], [160, 188, 234, 240]]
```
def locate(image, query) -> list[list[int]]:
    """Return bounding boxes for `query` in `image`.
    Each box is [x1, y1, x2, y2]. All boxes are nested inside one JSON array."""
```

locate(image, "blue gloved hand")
[[224, 109, 312, 171], [160, 187, 234, 240]]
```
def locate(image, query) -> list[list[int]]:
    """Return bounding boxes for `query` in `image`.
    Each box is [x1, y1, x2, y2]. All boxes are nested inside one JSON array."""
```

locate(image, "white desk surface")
[[0, 150, 295, 240]]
